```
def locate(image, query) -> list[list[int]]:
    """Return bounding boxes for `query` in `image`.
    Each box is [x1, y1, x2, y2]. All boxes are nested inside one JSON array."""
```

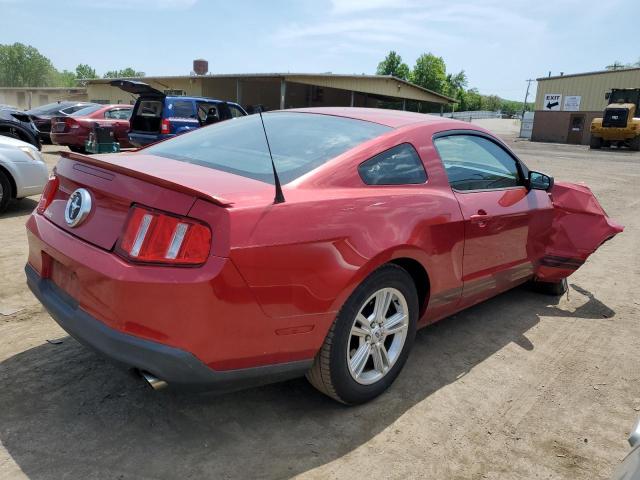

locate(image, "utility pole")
[[521, 79, 534, 120]]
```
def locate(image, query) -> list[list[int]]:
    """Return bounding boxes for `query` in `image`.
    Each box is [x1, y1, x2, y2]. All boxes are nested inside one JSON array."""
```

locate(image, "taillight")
[[65, 117, 79, 130], [37, 175, 59, 214], [160, 118, 171, 134], [116, 205, 211, 265]]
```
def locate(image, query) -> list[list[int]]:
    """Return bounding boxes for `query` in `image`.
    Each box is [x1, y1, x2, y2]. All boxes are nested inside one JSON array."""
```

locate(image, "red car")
[[50, 104, 134, 152], [25, 108, 623, 404]]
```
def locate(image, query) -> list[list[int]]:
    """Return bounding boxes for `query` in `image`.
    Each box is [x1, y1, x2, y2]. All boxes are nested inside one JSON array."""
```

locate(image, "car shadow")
[[2, 197, 37, 219], [0, 284, 615, 479]]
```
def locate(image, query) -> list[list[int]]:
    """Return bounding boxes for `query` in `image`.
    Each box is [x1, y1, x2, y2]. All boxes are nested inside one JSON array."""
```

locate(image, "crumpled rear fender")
[[535, 181, 624, 281]]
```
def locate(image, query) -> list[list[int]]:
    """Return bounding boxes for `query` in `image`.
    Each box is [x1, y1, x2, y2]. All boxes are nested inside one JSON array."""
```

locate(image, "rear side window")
[[358, 143, 426, 185], [144, 112, 390, 184], [170, 100, 195, 119], [434, 134, 522, 191], [105, 108, 132, 120]]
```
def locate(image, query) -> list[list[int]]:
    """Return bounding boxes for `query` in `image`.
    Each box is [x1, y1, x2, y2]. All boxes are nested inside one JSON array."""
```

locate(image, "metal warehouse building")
[[85, 73, 454, 113], [532, 68, 640, 145]]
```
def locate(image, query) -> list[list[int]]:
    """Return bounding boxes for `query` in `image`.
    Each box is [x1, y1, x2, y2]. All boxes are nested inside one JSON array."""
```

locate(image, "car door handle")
[[470, 210, 491, 226]]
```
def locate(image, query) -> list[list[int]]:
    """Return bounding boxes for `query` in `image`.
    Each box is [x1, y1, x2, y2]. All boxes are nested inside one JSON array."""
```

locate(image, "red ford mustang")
[[25, 108, 623, 404], [50, 104, 134, 152]]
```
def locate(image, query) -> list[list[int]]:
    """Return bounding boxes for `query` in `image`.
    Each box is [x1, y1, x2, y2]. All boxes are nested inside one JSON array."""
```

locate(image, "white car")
[[0, 136, 49, 214]]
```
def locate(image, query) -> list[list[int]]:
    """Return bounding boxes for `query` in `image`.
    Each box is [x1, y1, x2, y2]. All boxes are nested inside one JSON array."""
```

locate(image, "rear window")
[[71, 105, 103, 117], [144, 112, 391, 184], [137, 100, 163, 117], [61, 104, 93, 115]]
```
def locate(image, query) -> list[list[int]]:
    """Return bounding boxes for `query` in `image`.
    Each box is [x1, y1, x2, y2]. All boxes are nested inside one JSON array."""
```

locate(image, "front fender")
[[535, 182, 624, 281]]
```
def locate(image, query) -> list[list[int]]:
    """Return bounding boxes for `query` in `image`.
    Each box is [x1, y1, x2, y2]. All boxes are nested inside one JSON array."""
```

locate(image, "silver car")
[[0, 136, 49, 214], [612, 419, 640, 479]]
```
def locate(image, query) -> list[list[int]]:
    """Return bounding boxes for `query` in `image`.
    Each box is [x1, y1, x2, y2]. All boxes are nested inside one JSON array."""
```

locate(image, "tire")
[[589, 135, 602, 149], [69, 145, 86, 154], [307, 264, 418, 404], [0, 170, 12, 214], [630, 136, 640, 151], [531, 278, 568, 296]]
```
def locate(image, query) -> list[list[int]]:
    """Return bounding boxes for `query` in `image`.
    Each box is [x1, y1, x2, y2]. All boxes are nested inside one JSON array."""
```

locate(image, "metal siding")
[[535, 70, 640, 111]]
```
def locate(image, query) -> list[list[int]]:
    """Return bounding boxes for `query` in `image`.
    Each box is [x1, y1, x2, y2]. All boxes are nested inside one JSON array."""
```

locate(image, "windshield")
[[70, 105, 103, 117], [144, 112, 391, 184]]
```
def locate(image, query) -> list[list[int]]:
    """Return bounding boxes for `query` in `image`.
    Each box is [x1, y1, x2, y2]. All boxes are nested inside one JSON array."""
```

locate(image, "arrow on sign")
[[546, 101, 559, 109]]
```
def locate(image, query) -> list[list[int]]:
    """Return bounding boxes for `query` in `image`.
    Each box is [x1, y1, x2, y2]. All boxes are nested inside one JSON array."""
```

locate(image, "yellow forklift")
[[590, 88, 640, 150]]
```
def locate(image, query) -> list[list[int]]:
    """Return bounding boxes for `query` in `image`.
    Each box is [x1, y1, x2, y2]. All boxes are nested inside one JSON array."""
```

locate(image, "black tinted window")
[[358, 143, 426, 185], [434, 135, 521, 191], [170, 100, 195, 118], [145, 112, 390, 184]]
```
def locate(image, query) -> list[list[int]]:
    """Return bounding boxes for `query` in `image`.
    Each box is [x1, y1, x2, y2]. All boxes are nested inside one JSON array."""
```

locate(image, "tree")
[[445, 71, 467, 94], [484, 95, 501, 111], [53, 70, 77, 87], [411, 53, 447, 94], [103, 68, 145, 79], [75, 64, 97, 80], [376, 51, 410, 80], [606, 61, 627, 71], [0, 43, 56, 87], [463, 88, 484, 111]]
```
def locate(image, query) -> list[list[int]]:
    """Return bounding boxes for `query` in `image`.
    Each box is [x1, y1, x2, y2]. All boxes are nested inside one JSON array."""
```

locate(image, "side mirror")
[[528, 171, 554, 191]]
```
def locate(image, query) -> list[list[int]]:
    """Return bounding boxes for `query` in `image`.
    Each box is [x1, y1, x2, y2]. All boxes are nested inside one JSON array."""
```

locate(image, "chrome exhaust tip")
[[141, 371, 168, 391]]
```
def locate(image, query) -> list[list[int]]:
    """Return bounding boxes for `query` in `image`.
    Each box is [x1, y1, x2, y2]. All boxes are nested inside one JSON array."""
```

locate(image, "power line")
[[521, 79, 534, 119]]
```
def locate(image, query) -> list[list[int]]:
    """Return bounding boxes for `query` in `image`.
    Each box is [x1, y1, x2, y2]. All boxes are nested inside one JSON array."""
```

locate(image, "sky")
[[1, 0, 637, 101]]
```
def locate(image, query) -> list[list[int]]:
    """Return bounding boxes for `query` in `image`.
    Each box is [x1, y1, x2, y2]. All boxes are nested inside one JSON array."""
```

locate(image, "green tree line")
[[377, 51, 531, 115], [0, 43, 145, 88]]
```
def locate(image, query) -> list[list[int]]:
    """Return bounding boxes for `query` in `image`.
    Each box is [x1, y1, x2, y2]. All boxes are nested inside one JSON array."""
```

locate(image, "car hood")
[[0, 135, 35, 149]]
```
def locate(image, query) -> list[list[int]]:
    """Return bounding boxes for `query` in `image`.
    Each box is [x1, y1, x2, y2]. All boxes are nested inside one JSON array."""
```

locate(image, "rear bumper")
[[50, 131, 86, 147], [591, 127, 638, 141], [128, 132, 173, 147], [26, 264, 312, 391]]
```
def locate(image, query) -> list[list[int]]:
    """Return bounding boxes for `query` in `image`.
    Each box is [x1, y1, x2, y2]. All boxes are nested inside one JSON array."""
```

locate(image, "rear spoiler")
[[60, 151, 234, 207]]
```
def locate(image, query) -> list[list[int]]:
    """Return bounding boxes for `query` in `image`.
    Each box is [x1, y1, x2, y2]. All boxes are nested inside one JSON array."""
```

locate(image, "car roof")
[[286, 107, 470, 129], [27, 101, 96, 114], [163, 96, 241, 106]]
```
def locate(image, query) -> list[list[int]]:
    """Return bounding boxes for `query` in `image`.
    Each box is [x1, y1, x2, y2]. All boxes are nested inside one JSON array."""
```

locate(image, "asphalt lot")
[[0, 139, 639, 479]]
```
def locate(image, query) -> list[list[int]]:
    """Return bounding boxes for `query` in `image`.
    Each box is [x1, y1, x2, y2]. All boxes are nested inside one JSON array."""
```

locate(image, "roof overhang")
[[87, 73, 456, 105]]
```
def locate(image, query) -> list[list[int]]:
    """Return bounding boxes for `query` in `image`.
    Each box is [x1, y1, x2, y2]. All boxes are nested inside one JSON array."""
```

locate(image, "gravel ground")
[[0, 140, 638, 480]]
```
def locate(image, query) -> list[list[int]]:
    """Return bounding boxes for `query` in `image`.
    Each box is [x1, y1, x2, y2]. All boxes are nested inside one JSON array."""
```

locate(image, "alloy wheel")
[[346, 287, 409, 385]]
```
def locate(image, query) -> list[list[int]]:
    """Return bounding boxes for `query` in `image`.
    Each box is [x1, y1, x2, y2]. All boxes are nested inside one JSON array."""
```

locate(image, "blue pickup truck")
[[110, 80, 247, 147]]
